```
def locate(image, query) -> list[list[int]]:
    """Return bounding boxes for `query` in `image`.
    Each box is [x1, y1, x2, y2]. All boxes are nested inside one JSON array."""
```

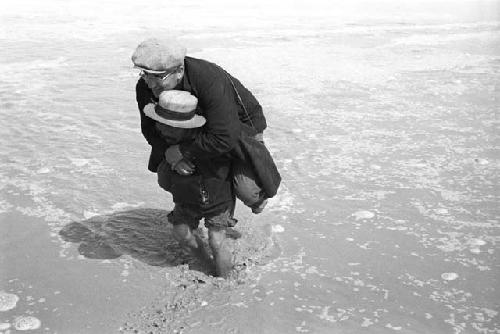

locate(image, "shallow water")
[[1, 0, 499, 333]]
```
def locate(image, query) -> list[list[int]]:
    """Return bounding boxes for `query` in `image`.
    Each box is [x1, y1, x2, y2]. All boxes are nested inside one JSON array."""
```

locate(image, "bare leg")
[[208, 227, 234, 278], [172, 223, 213, 264]]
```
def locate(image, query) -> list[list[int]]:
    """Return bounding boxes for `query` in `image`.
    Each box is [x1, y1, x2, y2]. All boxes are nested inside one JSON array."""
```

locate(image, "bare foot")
[[173, 224, 215, 270], [208, 227, 234, 278], [192, 232, 213, 263]]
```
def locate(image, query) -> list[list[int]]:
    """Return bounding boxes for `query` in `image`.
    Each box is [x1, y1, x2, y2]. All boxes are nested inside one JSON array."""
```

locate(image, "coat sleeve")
[[136, 80, 168, 151], [179, 76, 241, 160], [136, 80, 168, 170]]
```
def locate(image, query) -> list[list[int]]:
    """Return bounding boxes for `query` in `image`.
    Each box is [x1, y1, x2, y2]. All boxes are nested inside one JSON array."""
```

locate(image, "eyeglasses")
[[139, 66, 180, 81]]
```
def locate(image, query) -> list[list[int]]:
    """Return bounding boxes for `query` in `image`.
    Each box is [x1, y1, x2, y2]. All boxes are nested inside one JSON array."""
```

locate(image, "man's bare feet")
[[208, 227, 234, 278], [173, 224, 213, 265]]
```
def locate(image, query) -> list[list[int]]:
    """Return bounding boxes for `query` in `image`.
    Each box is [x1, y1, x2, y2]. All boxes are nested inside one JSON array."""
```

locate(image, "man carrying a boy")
[[142, 89, 235, 277], [131, 37, 280, 277]]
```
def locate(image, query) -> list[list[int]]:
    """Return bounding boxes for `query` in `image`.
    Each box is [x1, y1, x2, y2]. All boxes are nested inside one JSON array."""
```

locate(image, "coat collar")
[[175, 57, 193, 93]]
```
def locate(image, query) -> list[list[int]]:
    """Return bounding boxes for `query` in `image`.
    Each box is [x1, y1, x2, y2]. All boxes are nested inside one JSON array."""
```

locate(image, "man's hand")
[[173, 159, 195, 175]]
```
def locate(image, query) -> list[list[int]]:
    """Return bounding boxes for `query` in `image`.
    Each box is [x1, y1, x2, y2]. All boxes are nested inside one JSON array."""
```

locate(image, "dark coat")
[[153, 126, 234, 212], [136, 56, 267, 172], [135, 56, 280, 203], [232, 124, 281, 199], [156, 156, 234, 215]]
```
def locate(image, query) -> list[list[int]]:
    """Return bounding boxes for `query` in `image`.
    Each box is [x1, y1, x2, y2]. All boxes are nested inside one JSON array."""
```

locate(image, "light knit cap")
[[131, 37, 187, 73]]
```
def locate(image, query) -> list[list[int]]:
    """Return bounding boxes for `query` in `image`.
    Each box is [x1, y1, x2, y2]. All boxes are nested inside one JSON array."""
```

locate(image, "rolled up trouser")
[[167, 203, 237, 230]]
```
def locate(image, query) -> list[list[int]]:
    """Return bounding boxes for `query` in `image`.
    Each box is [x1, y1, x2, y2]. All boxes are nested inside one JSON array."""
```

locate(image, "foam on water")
[[0, 323, 11, 330], [441, 272, 460, 281], [0, 292, 19, 312], [13, 316, 41, 331], [271, 225, 285, 233], [352, 210, 376, 220]]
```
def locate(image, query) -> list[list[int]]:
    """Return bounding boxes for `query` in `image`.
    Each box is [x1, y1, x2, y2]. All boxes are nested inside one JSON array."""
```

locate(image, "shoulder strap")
[[224, 71, 256, 130]]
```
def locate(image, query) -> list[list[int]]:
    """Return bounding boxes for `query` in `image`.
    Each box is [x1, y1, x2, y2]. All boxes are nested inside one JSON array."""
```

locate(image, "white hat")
[[154, 90, 206, 128]]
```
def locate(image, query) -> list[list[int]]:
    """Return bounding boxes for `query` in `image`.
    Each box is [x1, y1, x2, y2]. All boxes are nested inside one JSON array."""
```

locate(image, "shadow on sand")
[[59, 208, 212, 274]]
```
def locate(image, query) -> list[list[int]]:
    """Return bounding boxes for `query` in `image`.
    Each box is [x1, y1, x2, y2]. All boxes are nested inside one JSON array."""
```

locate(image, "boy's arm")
[[141, 101, 196, 174]]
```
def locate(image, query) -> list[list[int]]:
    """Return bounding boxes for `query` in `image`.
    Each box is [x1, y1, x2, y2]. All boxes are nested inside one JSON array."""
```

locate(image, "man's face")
[[141, 67, 183, 97]]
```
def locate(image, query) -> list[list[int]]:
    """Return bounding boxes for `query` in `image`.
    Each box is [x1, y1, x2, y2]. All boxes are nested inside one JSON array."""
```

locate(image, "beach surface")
[[1, 0, 499, 333]]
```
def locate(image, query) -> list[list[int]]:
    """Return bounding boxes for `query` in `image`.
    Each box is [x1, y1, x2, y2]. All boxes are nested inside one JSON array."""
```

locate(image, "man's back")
[[182, 56, 267, 133]]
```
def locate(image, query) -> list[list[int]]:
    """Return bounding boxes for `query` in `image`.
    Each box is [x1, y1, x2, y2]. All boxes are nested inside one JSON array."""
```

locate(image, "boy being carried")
[[144, 90, 235, 277]]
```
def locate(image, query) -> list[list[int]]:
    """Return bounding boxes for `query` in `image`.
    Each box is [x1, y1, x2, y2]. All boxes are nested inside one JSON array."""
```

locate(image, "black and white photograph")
[[0, 0, 499, 333]]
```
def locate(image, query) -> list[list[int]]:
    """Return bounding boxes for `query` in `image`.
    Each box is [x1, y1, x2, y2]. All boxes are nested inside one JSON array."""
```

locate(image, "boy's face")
[[157, 124, 196, 144]]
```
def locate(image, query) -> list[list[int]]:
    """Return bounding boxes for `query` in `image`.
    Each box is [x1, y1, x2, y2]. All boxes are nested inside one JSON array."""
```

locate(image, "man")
[[132, 37, 279, 277]]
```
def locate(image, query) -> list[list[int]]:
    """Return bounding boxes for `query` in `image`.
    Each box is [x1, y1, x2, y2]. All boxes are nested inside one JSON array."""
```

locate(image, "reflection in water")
[[60, 222, 121, 259], [59, 208, 278, 276], [59, 209, 196, 268]]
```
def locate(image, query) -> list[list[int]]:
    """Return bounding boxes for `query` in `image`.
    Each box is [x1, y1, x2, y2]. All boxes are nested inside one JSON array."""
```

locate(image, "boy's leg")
[[233, 160, 268, 214], [168, 204, 213, 264], [205, 206, 236, 278], [208, 227, 233, 278]]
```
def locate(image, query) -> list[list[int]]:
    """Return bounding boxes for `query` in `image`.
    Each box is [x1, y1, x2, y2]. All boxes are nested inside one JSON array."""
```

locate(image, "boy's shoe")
[[251, 198, 268, 214]]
